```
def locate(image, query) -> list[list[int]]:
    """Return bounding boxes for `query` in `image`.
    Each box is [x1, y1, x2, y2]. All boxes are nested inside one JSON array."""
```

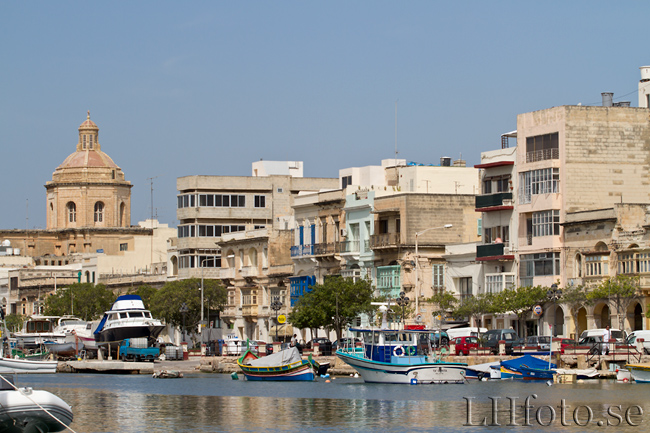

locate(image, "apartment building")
[[175, 161, 338, 341]]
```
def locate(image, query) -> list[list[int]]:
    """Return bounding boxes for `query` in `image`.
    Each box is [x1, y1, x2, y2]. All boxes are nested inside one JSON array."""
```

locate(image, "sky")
[[2, 2, 648, 230]]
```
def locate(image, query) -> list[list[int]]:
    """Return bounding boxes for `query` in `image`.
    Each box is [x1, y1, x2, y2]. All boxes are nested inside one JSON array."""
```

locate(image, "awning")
[[270, 324, 293, 337]]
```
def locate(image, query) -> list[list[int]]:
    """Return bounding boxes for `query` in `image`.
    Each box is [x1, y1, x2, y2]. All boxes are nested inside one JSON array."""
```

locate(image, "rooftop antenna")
[[147, 176, 160, 274], [395, 99, 398, 166]]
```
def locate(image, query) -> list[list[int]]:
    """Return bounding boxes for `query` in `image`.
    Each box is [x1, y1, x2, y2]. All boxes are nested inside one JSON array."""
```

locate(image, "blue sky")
[[1, 2, 648, 230]]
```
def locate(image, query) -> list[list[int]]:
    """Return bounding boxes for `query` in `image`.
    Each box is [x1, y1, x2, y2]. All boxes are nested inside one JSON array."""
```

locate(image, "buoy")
[[231, 372, 239, 380], [623, 378, 629, 383], [325, 379, 331, 383]]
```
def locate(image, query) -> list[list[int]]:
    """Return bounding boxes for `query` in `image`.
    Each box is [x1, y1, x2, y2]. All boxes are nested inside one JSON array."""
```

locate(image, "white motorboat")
[[93, 295, 165, 344], [13, 316, 65, 348], [0, 374, 73, 432], [0, 355, 58, 374], [625, 363, 650, 383]]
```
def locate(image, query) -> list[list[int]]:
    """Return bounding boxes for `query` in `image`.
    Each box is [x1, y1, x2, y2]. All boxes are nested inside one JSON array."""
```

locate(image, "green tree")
[[4, 314, 28, 333], [149, 278, 226, 337], [587, 275, 640, 330], [492, 285, 548, 338], [289, 276, 375, 342], [453, 292, 496, 332], [43, 283, 116, 321], [427, 290, 459, 321]]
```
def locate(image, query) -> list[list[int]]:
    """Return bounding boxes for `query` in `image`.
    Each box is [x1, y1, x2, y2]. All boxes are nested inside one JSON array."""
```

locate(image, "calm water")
[[15, 373, 650, 433]]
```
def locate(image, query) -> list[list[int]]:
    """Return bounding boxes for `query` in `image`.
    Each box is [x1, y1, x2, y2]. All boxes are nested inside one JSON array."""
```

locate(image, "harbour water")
[[16, 374, 650, 432]]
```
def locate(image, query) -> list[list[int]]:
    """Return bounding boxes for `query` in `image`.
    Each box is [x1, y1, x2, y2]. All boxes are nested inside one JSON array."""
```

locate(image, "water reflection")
[[15, 374, 650, 433]]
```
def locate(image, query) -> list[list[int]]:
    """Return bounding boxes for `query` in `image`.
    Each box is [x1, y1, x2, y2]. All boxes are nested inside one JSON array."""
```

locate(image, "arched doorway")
[[170, 256, 178, 276], [577, 307, 588, 338], [628, 302, 644, 331], [600, 304, 611, 328], [554, 305, 565, 336]]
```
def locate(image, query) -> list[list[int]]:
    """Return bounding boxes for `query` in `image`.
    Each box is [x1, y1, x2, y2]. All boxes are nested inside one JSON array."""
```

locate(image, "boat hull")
[[0, 358, 58, 374], [94, 324, 165, 344], [0, 389, 73, 433], [237, 348, 318, 381], [336, 350, 466, 384], [625, 364, 650, 383], [240, 363, 315, 381]]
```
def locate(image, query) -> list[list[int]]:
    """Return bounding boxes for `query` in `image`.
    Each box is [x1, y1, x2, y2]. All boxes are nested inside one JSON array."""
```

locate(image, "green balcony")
[[475, 192, 513, 209], [476, 243, 505, 259]]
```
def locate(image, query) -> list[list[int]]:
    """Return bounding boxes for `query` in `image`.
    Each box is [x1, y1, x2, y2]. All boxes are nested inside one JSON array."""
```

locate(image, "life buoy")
[[393, 345, 405, 356], [405, 345, 417, 356]]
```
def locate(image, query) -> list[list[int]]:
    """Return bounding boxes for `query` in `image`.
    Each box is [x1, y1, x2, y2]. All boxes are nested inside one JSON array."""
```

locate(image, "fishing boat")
[[93, 295, 165, 344], [13, 316, 65, 349], [335, 328, 467, 384], [465, 361, 501, 380], [237, 347, 322, 381], [625, 363, 650, 383], [0, 374, 73, 432]]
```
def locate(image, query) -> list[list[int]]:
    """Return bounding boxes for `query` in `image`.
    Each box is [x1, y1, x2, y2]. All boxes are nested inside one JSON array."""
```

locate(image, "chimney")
[[602, 92, 613, 107]]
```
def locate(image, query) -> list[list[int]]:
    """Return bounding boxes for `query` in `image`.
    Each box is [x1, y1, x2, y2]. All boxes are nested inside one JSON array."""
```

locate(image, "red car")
[[453, 336, 479, 356]]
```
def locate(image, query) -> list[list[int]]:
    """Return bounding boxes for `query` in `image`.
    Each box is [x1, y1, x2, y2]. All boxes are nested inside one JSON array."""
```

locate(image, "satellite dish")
[[415, 314, 422, 323]]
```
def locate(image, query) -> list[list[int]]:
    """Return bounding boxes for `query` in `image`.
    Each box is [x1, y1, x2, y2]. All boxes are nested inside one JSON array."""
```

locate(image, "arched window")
[[67, 202, 76, 223], [94, 202, 104, 223]]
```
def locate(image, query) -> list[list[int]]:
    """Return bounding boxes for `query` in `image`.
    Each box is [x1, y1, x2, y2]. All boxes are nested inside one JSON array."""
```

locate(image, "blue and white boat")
[[499, 355, 556, 380], [94, 295, 165, 344], [336, 328, 467, 384]]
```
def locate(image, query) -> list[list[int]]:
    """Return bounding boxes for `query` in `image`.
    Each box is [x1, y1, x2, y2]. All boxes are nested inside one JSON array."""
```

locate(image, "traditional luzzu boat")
[[237, 347, 322, 381], [336, 328, 467, 385], [0, 374, 73, 432], [624, 363, 650, 383]]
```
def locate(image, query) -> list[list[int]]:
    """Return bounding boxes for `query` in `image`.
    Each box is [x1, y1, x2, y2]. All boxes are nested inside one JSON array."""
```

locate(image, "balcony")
[[313, 242, 340, 255], [526, 148, 559, 163], [222, 305, 238, 318], [476, 243, 514, 261], [242, 305, 259, 317], [369, 233, 400, 248], [475, 192, 513, 211], [290, 244, 314, 257], [240, 266, 259, 278], [340, 240, 360, 253]]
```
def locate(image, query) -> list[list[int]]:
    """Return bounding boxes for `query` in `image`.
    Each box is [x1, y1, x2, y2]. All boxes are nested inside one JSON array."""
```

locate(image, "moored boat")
[[336, 328, 467, 384], [499, 355, 556, 381], [625, 363, 650, 383], [237, 347, 321, 381], [0, 374, 73, 432]]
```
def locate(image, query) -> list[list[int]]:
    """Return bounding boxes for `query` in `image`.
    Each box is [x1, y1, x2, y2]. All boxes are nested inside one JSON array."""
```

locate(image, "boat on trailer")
[[336, 328, 467, 384]]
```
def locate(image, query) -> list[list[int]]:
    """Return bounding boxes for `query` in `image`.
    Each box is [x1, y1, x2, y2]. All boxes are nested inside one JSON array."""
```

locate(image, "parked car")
[[483, 329, 521, 354], [560, 338, 576, 354], [305, 338, 331, 349], [578, 335, 604, 355], [625, 331, 650, 354], [446, 327, 488, 340], [524, 335, 551, 351], [430, 331, 450, 348], [579, 328, 626, 343], [453, 336, 478, 356]]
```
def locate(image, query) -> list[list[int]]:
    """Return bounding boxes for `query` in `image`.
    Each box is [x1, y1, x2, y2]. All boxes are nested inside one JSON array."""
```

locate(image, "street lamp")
[[547, 284, 562, 337], [179, 302, 189, 343], [414, 224, 453, 314], [395, 291, 410, 329], [270, 298, 283, 342]]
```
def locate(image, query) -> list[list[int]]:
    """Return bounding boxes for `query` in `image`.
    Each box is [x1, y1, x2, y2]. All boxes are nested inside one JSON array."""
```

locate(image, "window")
[[196, 194, 245, 208], [532, 210, 560, 237], [277, 187, 284, 193], [342, 175, 352, 189], [618, 252, 650, 274], [526, 132, 559, 162], [483, 175, 511, 194], [485, 274, 516, 293], [519, 252, 561, 284], [254, 195, 266, 208], [432, 264, 444, 292], [177, 194, 196, 209], [585, 254, 609, 276], [519, 168, 559, 204], [120, 243, 128, 251], [82, 135, 87, 149], [177, 225, 196, 238], [198, 256, 221, 267], [94, 202, 104, 223], [67, 202, 76, 223], [89, 134, 94, 149]]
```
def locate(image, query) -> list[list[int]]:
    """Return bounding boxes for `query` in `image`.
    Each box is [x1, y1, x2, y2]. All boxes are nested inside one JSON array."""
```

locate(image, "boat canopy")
[[246, 347, 302, 367], [500, 354, 556, 370]]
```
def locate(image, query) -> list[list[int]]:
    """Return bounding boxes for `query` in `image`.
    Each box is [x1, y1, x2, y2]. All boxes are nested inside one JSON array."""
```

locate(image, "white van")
[[625, 330, 650, 354], [579, 328, 626, 343], [447, 327, 488, 340]]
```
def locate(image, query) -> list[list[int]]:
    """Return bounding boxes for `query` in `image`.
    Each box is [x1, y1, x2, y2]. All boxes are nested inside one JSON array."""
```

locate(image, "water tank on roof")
[[440, 157, 451, 167], [602, 92, 613, 107], [641, 66, 650, 81]]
